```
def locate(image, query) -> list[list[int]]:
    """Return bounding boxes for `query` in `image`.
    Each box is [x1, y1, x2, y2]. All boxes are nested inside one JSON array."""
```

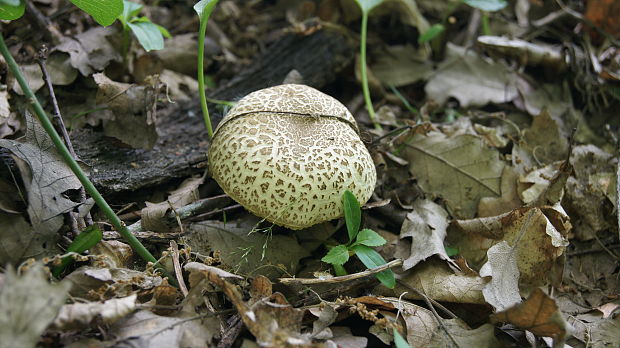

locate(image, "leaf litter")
[[1, 0, 619, 347]]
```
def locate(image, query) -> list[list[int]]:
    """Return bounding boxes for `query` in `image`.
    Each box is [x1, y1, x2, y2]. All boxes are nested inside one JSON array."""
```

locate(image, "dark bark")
[[71, 22, 355, 195]]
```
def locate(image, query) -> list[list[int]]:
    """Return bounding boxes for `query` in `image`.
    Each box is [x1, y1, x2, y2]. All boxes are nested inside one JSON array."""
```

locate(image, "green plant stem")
[[197, 13, 213, 138], [0, 33, 174, 283], [360, 12, 381, 131], [481, 11, 490, 35]]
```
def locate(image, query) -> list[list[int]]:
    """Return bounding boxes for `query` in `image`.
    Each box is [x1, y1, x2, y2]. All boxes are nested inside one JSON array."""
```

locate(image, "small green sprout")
[[117, 0, 170, 60], [321, 190, 395, 288], [354, 0, 384, 131], [194, 0, 220, 138], [52, 225, 103, 277]]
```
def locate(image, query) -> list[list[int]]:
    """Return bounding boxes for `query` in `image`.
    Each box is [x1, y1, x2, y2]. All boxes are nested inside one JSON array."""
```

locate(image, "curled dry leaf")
[[50, 294, 137, 330], [491, 288, 569, 343], [450, 206, 570, 287], [93, 73, 160, 150], [186, 261, 308, 347], [395, 199, 454, 270]]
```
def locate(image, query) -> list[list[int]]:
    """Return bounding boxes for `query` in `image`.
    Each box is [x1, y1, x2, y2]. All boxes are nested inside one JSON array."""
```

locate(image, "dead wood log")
[[71, 23, 355, 195]]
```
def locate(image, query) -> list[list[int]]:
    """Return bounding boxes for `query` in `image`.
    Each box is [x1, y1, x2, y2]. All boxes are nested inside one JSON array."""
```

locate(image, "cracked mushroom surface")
[[208, 84, 376, 230]]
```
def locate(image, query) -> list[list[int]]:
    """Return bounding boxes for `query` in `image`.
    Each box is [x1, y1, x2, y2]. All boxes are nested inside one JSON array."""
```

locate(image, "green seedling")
[[194, 0, 220, 138], [118, 0, 170, 60], [354, 0, 384, 131], [52, 225, 103, 277], [321, 190, 395, 288], [418, 23, 445, 45]]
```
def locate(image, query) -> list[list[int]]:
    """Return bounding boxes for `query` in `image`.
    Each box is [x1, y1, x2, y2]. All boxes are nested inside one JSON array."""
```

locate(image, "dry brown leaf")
[[0, 113, 82, 264], [395, 199, 454, 270], [451, 206, 569, 287], [402, 131, 505, 218], [491, 288, 569, 342], [425, 44, 519, 107], [0, 263, 71, 348], [51, 294, 137, 330], [429, 319, 501, 347], [93, 73, 159, 150], [185, 217, 309, 279], [142, 176, 204, 232], [381, 259, 486, 305]]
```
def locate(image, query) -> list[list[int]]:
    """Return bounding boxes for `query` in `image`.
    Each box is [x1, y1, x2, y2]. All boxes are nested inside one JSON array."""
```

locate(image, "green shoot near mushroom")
[[194, 0, 220, 139], [322, 190, 395, 288], [354, 0, 384, 131]]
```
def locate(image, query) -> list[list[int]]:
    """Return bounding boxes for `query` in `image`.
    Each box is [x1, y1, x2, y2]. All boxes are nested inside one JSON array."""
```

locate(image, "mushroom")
[[208, 84, 376, 230]]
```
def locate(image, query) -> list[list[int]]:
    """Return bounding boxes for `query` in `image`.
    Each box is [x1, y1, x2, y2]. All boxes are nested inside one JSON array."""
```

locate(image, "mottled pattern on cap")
[[208, 84, 376, 230]]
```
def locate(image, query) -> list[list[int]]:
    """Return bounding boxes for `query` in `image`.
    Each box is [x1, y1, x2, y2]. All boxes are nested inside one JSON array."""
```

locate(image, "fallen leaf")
[[54, 26, 120, 76], [451, 206, 569, 287], [381, 258, 486, 305], [0, 113, 82, 263], [142, 176, 204, 232], [93, 73, 160, 150], [478, 166, 522, 217], [425, 43, 519, 107], [372, 45, 432, 87], [402, 131, 505, 218], [108, 309, 218, 348], [185, 217, 310, 279], [491, 288, 569, 342], [50, 294, 137, 330], [429, 319, 501, 347], [479, 241, 522, 311], [0, 263, 71, 348], [395, 199, 454, 270]]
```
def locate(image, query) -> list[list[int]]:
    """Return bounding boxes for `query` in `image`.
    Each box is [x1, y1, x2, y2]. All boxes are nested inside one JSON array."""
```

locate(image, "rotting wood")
[[71, 22, 355, 195]]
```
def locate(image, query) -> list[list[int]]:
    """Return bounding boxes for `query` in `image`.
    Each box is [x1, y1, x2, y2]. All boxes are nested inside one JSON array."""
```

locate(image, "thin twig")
[[25, 1, 63, 45], [170, 241, 189, 297], [278, 259, 403, 285], [397, 280, 460, 347], [36, 47, 93, 227]]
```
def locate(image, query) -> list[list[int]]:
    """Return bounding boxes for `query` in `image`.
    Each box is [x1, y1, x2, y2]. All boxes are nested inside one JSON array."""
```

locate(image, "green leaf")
[[354, 0, 384, 14], [67, 225, 103, 253], [343, 190, 361, 242], [445, 245, 459, 257], [463, 0, 507, 12], [352, 245, 395, 288], [120, 0, 142, 21], [333, 263, 347, 276], [70, 0, 123, 26], [0, 0, 20, 6], [321, 245, 350, 265], [194, 0, 220, 21], [394, 328, 410, 348], [155, 24, 171, 38], [354, 229, 386, 247], [0, 0, 24, 21], [418, 23, 445, 44], [128, 20, 164, 51], [52, 225, 103, 277]]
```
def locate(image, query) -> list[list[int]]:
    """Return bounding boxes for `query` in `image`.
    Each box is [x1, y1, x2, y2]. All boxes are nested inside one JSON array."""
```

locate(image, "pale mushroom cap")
[[208, 84, 376, 230]]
